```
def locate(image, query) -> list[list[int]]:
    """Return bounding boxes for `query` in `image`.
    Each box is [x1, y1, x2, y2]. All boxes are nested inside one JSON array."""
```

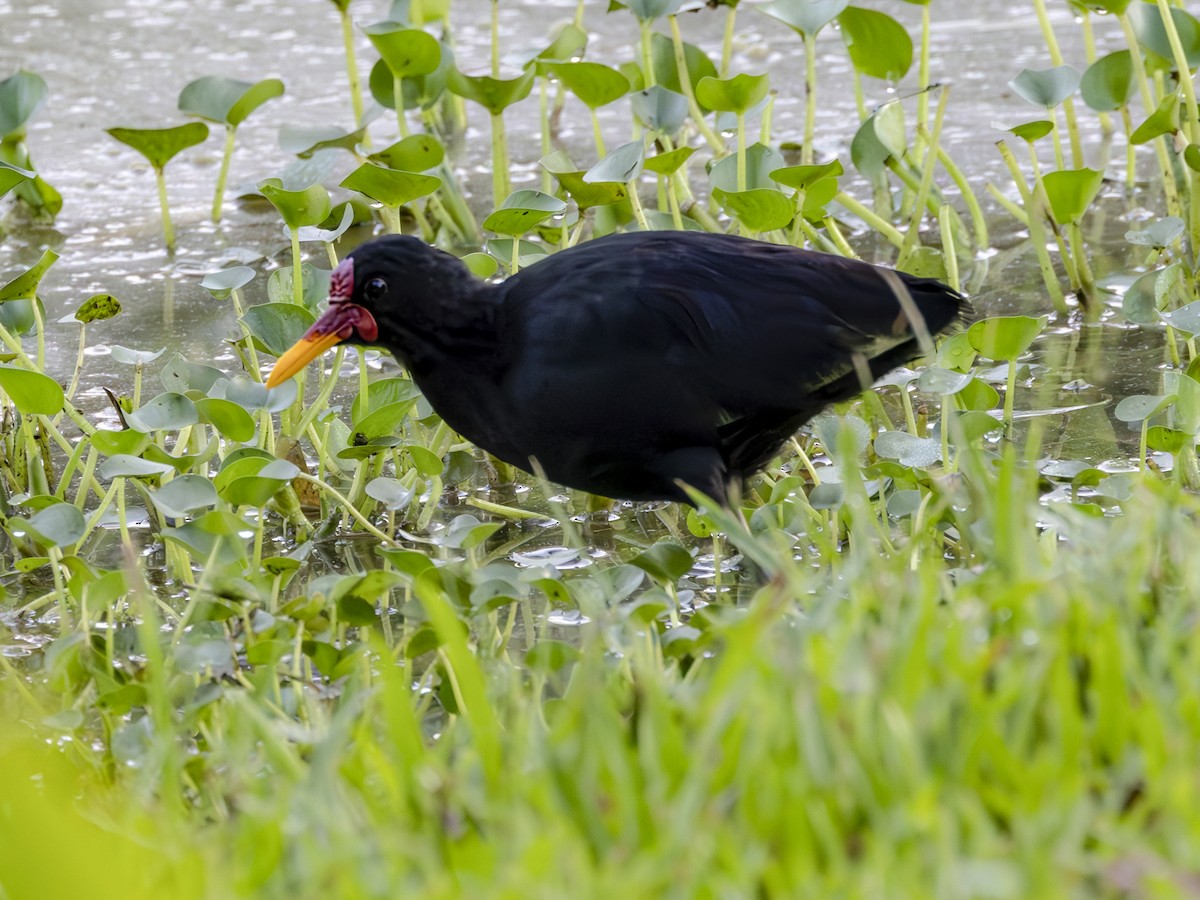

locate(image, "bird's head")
[[266, 235, 469, 388]]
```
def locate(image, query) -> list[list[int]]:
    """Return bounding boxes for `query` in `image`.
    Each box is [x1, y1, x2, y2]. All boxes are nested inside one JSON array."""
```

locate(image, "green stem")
[[490, 113, 509, 208], [394, 75, 409, 138], [1031, 0, 1083, 166], [803, 32, 817, 166], [293, 346, 347, 438], [996, 140, 1067, 314], [591, 108, 607, 158], [936, 145, 989, 249], [340, 7, 365, 128], [940, 204, 960, 295], [720, 6, 737, 76], [1003, 356, 1018, 440], [834, 191, 905, 249], [289, 227, 303, 304], [1120, 11, 1181, 217], [736, 111, 746, 192], [668, 16, 726, 154], [1070, 221, 1097, 319], [491, 0, 500, 78], [627, 179, 649, 230], [641, 20, 655, 87], [897, 89, 949, 270], [212, 126, 236, 223], [155, 166, 174, 252], [917, 6, 930, 139]]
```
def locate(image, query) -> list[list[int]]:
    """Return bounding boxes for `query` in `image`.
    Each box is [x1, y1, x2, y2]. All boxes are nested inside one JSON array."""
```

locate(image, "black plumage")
[[268, 231, 967, 504]]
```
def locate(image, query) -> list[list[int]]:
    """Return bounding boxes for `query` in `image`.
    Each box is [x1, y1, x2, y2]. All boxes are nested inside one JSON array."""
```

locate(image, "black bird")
[[268, 232, 966, 505]]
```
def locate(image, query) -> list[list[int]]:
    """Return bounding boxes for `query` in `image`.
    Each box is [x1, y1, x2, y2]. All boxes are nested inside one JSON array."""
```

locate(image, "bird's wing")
[[498, 233, 960, 427]]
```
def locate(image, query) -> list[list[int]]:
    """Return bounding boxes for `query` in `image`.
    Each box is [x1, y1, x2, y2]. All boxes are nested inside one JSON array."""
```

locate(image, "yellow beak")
[[266, 331, 345, 388]]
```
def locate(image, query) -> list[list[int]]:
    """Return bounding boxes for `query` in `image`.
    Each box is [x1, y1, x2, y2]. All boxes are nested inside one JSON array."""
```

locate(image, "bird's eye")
[[363, 277, 388, 302]]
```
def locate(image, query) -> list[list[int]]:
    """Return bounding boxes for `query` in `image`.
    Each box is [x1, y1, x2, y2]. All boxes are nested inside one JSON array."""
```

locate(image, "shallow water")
[[0, 1, 1178, 631]]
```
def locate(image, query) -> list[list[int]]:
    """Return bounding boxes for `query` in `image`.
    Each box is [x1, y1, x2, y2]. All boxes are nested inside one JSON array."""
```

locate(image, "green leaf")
[[630, 86, 688, 135], [1114, 394, 1175, 423], [917, 367, 973, 395], [74, 293, 121, 323], [267, 263, 330, 310], [17, 503, 86, 550], [483, 190, 567, 236], [769, 159, 843, 190], [200, 267, 256, 299], [761, 0, 849, 37], [1130, 92, 1180, 145], [367, 134, 445, 171], [461, 252, 498, 279], [350, 377, 423, 422], [649, 32, 718, 103], [544, 62, 630, 109], [110, 346, 165, 366], [1042, 167, 1104, 225], [340, 162, 440, 207], [1125, 217, 1184, 249], [967, 315, 1046, 361], [0, 160, 33, 198], [1009, 65, 1081, 108], [617, 0, 686, 22], [178, 76, 285, 127], [149, 475, 219, 519], [1006, 120, 1054, 143], [98, 455, 175, 479], [365, 23, 442, 78], [1147, 425, 1188, 454], [630, 541, 693, 584], [0, 249, 58, 304], [0, 70, 49, 137], [160, 355, 225, 394], [712, 187, 796, 231], [0, 365, 64, 415], [241, 303, 316, 357], [258, 179, 331, 229], [106, 123, 209, 170], [643, 146, 696, 176], [353, 399, 418, 440], [446, 67, 534, 116], [538, 22, 589, 62], [838, 7, 913, 81], [850, 101, 906, 177], [584, 140, 646, 185], [1080, 50, 1135, 112], [196, 397, 257, 442], [90, 429, 150, 458], [936, 331, 978, 371], [709, 142, 786, 192], [874, 431, 941, 467], [126, 392, 199, 432], [1130, 4, 1200, 70], [278, 124, 369, 157], [366, 477, 415, 511], [1186, 144, 1200, 173], [540, 152, 629, 209], [369, 50, 450, 113], [695, 73, 770, 113]]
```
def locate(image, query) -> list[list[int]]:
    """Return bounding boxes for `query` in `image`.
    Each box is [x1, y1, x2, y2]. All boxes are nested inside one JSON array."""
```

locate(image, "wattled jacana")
[[267, 232, 966, 505]]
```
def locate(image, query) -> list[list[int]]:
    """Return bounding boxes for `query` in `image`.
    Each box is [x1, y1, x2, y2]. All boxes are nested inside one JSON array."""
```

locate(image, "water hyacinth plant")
[[8, 0, 1200, 893]]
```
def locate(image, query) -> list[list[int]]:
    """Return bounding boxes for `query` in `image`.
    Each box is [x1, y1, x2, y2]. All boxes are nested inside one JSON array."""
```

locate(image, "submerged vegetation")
[[4, 0, 1200, 893]]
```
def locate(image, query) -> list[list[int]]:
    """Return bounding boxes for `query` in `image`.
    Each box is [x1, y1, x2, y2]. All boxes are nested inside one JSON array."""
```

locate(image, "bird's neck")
[[395, 282, 501, 376]]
